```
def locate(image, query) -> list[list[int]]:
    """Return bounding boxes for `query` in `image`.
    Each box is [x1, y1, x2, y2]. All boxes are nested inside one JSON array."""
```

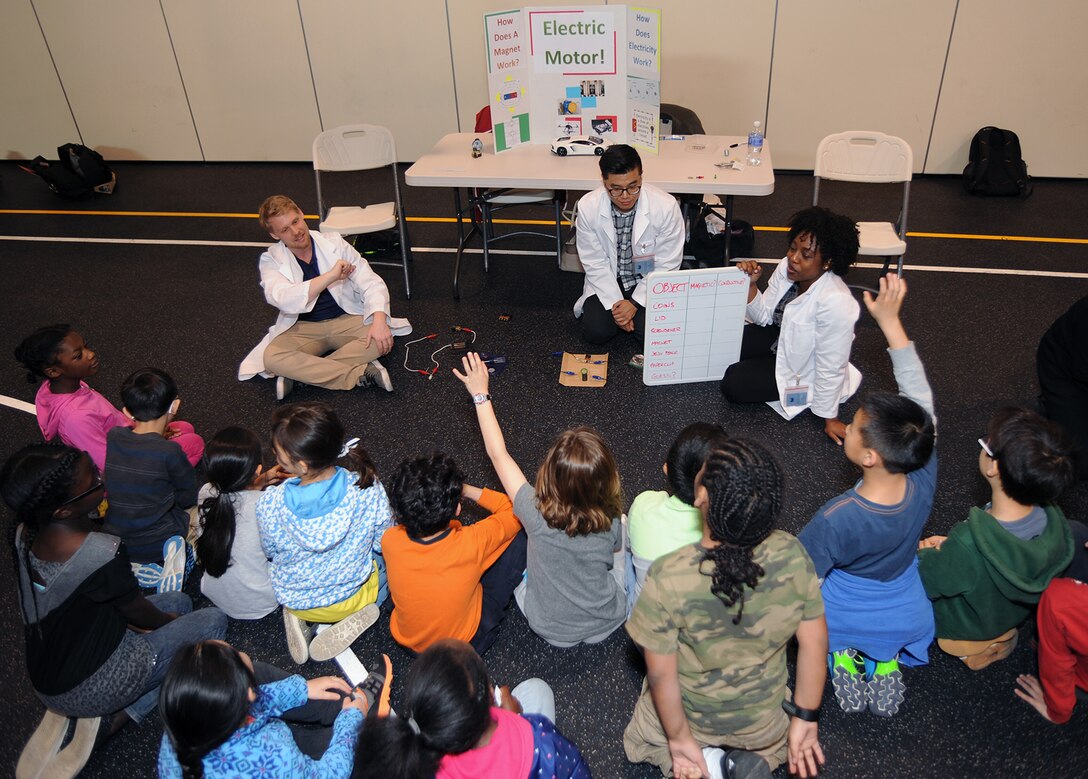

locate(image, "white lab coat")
[[747, 257, 862, 420], [573, 183, 684, 315], [238, 231, 411, 380]]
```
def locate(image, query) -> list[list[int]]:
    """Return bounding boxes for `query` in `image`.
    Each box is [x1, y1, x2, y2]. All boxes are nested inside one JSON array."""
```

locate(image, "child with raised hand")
[[353, 638, 589, 779], [257, 402, 393, 664], [624, 439, 827, 779], [194, 426, 286, 620], [104, 367, 201, 592], [628, 422, 729, 603], [158, 640, 376, 778], [383, 453, 526, 656], [918, 406, 1075, 670], [797, 275, 936, 718], [15, 324, 204, 471], [454, 352, 627, 648]]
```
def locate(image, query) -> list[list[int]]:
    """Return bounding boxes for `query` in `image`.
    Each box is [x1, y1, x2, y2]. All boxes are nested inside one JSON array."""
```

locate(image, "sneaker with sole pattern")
[[867, 656, 905, 717], [830, 648, 867, 713]]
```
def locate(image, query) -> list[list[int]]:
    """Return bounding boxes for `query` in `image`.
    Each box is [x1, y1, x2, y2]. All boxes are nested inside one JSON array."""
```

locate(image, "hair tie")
[[339, 437, 361, 458], [406, 716, 421, 735]]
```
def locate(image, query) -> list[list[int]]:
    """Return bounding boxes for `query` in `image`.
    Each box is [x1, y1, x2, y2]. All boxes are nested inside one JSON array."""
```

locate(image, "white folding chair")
[[813, 131, 912, 276], [313, 124, 412, 298]]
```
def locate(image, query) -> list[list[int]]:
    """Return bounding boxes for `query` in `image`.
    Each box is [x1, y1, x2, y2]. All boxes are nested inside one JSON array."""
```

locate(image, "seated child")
[[194, 426, 285, 620], [625, 438, 827, 779], [383, 453, 526, 655], [159, 640, 376, 778], [628, 422, 728, 603], [454, 353, 627, 648], [257, 401, 393, 664], [1015, 577, 1088, 724], [104, 367, 199, 592], [353, 639, 589, 779], [16, 324, 204, 470], [918, 405, 1076, 669], [797, 275, 935, 717], [1, 444, 226, 778]]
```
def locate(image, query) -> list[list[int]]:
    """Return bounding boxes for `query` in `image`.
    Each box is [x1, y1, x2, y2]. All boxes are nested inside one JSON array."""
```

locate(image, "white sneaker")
[[158, 536, 186, 593], [308, 603, 380, 661], [283, 608, 311, 664], [276, 376, 295, 400], [358, 361, 393, 392]]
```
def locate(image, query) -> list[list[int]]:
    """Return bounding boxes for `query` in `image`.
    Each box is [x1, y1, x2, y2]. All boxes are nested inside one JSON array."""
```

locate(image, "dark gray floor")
[[1, 160, 1087, 778]]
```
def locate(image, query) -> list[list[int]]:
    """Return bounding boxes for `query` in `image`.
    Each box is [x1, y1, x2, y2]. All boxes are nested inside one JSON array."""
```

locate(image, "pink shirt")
[[35, 381, 129, 471], [436, 707, 533, 779]]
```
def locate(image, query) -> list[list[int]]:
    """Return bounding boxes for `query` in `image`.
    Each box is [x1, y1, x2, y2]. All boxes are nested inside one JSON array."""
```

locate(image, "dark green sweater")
[[918, 504, 1073, 640]]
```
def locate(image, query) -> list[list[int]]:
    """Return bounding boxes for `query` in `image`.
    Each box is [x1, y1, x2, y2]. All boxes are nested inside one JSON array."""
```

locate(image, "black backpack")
[[25, 144, 116, 199], [963, 127, 1032, 198], [684, 203, 756, 267]]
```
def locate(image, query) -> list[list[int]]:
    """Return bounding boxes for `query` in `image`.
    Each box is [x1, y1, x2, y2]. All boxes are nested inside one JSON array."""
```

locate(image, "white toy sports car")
[[550, 135, 611, 157]]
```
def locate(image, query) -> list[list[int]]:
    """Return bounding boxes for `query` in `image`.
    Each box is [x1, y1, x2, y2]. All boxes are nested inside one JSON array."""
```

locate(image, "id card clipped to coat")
[[784, 378, 809, 407]]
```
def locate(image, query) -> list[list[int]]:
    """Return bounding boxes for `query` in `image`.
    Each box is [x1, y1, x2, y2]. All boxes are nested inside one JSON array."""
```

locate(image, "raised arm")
[[863, 275, 935, 420], [453, 353, 528, 498]]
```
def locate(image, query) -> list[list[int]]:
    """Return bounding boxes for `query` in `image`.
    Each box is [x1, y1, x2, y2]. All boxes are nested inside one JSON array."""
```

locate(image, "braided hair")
[[0, 444, 85, 632], [698, 439, 783, 624]]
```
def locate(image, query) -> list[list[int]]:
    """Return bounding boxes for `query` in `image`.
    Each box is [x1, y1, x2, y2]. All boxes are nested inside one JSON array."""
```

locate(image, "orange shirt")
[[383, 488, 521, 653]]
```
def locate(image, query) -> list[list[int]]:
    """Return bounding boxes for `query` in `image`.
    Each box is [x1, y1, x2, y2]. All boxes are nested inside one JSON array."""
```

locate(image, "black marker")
[[728, 142, 741, 148]]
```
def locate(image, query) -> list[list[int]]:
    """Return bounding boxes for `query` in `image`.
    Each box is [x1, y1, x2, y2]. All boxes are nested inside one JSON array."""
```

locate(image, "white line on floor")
[[1, 234, 1086, 278], [0, 395, 36, 415]]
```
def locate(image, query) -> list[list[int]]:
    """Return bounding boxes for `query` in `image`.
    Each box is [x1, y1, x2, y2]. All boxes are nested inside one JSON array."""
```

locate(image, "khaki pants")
[[624, 680, 789, 776], [264, 315, 382, 391]]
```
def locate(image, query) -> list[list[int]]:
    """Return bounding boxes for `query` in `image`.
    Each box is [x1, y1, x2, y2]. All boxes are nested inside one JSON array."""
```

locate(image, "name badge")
[[633, 254, 655, 277], [785, 383, 809, 407]]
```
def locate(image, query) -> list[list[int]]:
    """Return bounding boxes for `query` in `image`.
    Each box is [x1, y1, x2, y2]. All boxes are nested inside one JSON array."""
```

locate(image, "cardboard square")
[[559, 352, 608, 387]]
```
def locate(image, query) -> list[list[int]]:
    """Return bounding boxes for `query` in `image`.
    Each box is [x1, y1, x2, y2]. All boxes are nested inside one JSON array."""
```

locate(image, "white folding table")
[[405, 133, 775, 297]]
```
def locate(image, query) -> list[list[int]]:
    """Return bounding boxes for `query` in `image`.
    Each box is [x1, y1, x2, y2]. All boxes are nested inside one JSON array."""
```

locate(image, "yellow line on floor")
[[1, 209, 1086, 244]]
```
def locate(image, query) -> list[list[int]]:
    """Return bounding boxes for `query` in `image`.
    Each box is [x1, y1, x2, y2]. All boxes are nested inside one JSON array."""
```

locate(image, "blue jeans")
[[124, 594, 227, 722]]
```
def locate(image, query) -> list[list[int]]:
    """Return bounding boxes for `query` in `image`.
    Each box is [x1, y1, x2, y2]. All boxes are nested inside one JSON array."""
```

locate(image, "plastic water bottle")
[[746, 120, 763, 166]]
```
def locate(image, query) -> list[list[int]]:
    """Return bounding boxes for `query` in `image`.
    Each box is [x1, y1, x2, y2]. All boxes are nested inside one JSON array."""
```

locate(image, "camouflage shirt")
[[627, 530, 824, 733]]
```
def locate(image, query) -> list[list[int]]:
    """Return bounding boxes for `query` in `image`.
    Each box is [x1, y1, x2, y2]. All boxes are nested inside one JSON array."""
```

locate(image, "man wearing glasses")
[[573, 144, 684, 344]]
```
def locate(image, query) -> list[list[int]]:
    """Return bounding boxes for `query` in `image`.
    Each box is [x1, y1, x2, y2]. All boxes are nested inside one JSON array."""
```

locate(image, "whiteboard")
[[642, 267, 748, 386]]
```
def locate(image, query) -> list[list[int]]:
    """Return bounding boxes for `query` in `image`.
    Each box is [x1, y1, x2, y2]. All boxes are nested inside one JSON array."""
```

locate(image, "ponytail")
[[343, 442, 378, 490], [271, 402, 377, 488], [698, 439, 782, 624], [196, 427, 262, 578], [354, 715, 444, 779]]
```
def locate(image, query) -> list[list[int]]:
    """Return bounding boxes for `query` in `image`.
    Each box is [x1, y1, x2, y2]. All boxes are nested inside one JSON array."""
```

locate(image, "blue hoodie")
[[256, 468, 392, 610]]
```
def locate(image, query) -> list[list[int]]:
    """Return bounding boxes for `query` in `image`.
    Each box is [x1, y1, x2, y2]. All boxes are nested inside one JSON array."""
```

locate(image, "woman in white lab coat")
[[720, 207, 862, 444]]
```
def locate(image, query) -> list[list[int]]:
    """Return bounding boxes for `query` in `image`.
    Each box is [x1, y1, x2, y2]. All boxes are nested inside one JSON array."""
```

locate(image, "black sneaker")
[[722, 749, 772, 779]]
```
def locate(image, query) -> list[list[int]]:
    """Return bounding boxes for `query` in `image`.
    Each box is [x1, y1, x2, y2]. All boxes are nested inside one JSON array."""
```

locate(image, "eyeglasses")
[[57, 474, 105, 509], [607, 183, 641, 198], [978, 437, 995, 458]]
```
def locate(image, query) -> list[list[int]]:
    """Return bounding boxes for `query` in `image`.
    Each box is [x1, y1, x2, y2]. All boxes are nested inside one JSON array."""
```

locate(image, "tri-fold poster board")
[[485, 5, 661, 154], [642, 267, 749, 386]]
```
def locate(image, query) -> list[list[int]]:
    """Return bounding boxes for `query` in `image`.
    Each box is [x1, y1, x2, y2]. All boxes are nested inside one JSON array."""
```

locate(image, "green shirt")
[[628, 491, 704, 561], [627, 530, 824, 733]]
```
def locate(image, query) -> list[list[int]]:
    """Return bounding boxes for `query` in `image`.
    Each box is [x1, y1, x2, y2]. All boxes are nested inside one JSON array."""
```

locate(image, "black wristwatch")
[[782, 699, 820, 722]]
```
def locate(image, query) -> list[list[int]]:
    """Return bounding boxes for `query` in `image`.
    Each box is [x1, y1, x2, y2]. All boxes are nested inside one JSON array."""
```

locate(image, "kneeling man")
[[574, 145, 684, 344]]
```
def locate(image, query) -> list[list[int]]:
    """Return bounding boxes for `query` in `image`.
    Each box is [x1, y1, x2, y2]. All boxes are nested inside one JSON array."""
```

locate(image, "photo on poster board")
[[591, 116, 616, 134], [642, 267, 748, 386], [556, 117, 583, 136]]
